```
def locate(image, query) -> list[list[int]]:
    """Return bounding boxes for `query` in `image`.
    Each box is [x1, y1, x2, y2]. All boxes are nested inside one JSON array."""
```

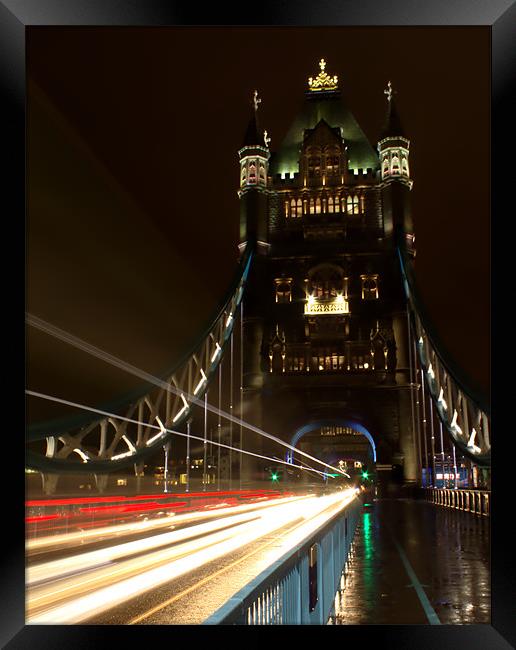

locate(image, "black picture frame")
[[2, 0, 514, 647]]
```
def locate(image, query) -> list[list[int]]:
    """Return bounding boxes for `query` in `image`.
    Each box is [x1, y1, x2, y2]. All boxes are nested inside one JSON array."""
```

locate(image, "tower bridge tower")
[[239, 62, 418, 487]]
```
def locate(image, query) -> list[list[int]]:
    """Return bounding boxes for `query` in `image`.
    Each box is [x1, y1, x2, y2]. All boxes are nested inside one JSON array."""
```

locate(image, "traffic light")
[[361, 470, 369, 480]]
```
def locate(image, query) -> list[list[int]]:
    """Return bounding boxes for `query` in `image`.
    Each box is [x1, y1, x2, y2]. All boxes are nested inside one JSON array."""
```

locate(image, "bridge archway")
[[288, 419, 377, 465]]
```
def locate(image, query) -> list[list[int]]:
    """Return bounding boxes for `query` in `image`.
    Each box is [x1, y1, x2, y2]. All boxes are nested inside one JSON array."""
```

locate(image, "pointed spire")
[[242, 89, 268, 147], [380, 80, 406, 139]]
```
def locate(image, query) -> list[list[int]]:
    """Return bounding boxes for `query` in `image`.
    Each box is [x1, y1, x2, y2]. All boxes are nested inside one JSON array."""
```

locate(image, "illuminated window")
[[296, 198, 302, 217], [401, 155, 409, 175], [334, 195, 340, 213], [328, 196, 334, 213], [326, 154, 340, 175], [259, 162, 266, 183], [315, 197, 322, 214], [391, 154, 400, 175], [346, 196, 353, 213], [303, 199, 308, 214], [353, 196, 359, 214], [361, 274, 379, 300], [308, 156, 321, 178], [249, 161, 256, 183], [310, 198, 315, 214], [290, 198, 296, 216], [284, 200, 289, 217], [274, 278, 292, 303], [382, 156, 389, 176]]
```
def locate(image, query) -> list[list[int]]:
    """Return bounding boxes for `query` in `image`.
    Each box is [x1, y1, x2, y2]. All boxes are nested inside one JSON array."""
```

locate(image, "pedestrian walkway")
[[333, 497, 490, 625]]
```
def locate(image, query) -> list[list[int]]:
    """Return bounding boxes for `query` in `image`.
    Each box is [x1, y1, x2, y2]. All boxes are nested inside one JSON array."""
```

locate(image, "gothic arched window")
[[315, 197, 322, 214], [347, 196, 353, 214], [296, 199, 303, 217], [274, 278, 292, 303], [361, 274, 379, 300], [328, 196, 334, 213], [353, 196, 359, 214], [382, 156, 389, 176]]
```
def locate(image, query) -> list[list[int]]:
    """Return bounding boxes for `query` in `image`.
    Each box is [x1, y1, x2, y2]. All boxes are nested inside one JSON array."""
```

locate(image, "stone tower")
[[239, 62, 418, 486]]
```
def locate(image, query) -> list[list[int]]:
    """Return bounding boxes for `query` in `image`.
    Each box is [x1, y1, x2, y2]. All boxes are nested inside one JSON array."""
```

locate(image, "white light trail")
[[25, 314, 348, 477], [26, 494, 310, 553], [27, 390, 347, 480], [26, 491, 355, 624]]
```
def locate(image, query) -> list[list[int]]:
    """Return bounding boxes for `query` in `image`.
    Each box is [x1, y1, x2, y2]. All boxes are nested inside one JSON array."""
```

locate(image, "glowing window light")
[[172, 395, 189, 424], [194, 369, 208, 395], [211, 343, 222, 363]]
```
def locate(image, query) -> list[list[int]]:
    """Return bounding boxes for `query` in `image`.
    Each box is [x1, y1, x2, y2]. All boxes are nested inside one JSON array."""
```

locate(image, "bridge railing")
[[396, 232, 490, 467], [204, 494, 361, 625], [423, 488, 490, 517]]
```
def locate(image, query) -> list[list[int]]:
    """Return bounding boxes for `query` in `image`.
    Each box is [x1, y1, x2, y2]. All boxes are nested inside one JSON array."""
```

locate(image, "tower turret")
[[238, 90, 270, 253], [378, 81, 415, 254]]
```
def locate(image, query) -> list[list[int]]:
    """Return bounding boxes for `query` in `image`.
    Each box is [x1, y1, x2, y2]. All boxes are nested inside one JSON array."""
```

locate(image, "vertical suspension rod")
[[429, 395, 437, 488], [406, 306, 418, 482], [218, 363, 222, 491], [420, 366, 429, 486], [239, 301, 244, 491], [186, 419, 191, 493], [203, 390, 208, 492], [229, 331, 234, 487]]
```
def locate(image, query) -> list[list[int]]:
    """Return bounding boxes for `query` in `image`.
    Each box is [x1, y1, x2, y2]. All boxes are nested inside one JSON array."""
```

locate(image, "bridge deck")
[[333, 497, 490, 625]]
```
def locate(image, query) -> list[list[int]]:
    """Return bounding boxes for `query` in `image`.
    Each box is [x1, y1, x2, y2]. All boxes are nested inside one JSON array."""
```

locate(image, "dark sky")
[[26, 26, 490, 425]]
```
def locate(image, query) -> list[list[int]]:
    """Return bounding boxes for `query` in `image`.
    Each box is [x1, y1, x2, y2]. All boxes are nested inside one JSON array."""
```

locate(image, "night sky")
[[26, 26, 490, 426]]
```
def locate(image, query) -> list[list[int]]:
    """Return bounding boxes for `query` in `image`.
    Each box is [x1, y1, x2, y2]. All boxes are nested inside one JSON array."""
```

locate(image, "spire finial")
[[253, 89, 262, 112], [384, 80, 397, 102], [308, 58, 338, 92]]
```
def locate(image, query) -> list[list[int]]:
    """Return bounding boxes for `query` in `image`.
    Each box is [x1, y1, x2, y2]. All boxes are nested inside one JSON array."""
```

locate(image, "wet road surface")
[[333, 498, 490, 625]]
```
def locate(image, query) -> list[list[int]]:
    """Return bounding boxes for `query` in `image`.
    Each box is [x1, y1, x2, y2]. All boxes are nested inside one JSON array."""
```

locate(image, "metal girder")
[[26, 248, 253, 473], [397, 240, 490, 467]]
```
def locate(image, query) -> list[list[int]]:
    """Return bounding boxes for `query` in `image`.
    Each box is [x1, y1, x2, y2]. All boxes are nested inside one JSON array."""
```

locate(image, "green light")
[[361, 470, 369, 480], [271, 472, 279, 482]]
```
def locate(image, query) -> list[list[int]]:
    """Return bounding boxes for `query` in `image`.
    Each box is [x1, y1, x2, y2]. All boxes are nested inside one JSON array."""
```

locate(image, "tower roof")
[[269, 63, 379, 176], [242, 111, 263, 147], [241, 89, 266, 149], [380, 81, 406, 140]]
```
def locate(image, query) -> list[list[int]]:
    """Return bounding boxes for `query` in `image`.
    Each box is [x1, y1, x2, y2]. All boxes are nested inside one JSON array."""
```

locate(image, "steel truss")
[[26, 248, 253, 473], [398, 240, 490, 466]]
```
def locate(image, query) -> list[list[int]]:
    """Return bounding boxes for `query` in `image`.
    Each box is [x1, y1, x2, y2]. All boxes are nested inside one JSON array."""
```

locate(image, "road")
[[26, 488, 358, 624]]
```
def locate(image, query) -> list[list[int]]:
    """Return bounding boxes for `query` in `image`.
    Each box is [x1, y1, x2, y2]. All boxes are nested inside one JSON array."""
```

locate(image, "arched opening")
[[288, 419, 377, 466]]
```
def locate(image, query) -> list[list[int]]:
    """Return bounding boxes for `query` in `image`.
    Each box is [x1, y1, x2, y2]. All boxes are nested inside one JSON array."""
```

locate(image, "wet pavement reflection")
[[333, 498, 490, 625]]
